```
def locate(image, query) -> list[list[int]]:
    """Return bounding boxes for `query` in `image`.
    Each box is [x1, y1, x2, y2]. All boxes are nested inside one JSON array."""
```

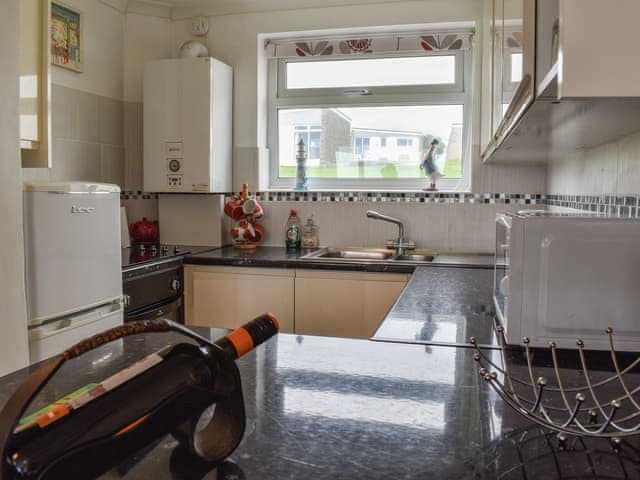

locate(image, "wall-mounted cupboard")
[[20, 0, 51, 168], [482, 0, 640, 164]]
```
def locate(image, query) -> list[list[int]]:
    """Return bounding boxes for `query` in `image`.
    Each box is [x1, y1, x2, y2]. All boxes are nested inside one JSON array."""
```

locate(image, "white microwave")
[[494, 211, 640, 351]]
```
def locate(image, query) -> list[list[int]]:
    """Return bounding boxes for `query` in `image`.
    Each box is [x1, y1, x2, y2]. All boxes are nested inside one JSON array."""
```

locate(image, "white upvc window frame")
[[267, 48, 473, 191]]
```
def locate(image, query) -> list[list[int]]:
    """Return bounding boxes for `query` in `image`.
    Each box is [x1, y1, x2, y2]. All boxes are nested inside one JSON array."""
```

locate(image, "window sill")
[[261, 187, 472, 194]]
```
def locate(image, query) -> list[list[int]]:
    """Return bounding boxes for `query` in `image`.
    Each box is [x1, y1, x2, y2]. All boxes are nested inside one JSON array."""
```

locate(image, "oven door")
[[493, 214, 511, 325], [123, 263, 182, 314], [125, 297, 183, 324]]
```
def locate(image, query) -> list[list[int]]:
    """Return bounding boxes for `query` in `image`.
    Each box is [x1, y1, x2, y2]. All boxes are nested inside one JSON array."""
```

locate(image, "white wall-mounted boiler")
[[143, 58, 232, 193]]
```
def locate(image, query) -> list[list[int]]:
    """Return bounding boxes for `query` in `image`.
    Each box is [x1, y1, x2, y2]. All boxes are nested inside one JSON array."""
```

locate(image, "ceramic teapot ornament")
[[128, 217, 159, 244]]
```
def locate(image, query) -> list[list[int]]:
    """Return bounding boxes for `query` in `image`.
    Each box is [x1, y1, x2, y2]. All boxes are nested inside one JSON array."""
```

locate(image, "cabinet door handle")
[[343, 88, 370, 95]]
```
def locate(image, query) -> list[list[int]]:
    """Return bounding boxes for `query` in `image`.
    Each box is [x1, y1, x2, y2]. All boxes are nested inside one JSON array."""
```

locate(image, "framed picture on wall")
[[50, 1, 83, 72]]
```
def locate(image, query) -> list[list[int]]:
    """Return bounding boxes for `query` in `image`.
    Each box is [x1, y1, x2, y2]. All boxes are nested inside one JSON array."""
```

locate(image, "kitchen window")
[[266, 30, 473, 190]]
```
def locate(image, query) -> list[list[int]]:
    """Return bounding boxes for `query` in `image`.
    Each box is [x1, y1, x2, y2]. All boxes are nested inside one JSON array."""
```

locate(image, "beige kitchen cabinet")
[[294, 270, 408, 339], [20, 0, 51, 168], [184, 265, 295, 333]]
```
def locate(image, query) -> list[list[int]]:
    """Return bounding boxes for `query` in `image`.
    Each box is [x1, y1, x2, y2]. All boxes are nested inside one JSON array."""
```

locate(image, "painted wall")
[[123, 12, 173, 104], [23, 0, 127, 190], [51, 0, 125, 101], [0, 0, 29, 376], [170, 0, 547, 193], [22, 2, 175, 213], [123, 12, 173, 192], [547, 130, 640, 196], [22, 2, 170, 226]]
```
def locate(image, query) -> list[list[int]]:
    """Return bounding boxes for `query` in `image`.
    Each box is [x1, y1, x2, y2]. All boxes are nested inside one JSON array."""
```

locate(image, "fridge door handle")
[[29, 303, 123, 341]]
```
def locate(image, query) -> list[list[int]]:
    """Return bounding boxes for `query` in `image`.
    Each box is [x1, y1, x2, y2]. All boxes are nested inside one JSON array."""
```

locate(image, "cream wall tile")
[[405, 204, 450, 251], [125, 147, 143, 190], [122, 198, 159, 223], [547, 152, 583, 194], [158, 195, 223, 246], [98, 96, 124, 146], [124, 102, 143, 149], [547, 128, 640, 196], [221, 214, 234, 244], [51, 84, 73, 140], [249, 201, 511, 253], [71, 89, 100, 143], [49, 138, 69, 181], [102, 145, 125, 187], [445, 204, 482, 253], [617, 131, 640, 195], [446, 204, 520, 253], [256, 201, 295, 246], [307, 203, 367, 248], [581, 142, 618, 194], [83, 142, 103, 181], [51, 140, 101, 182], [49, 86, 128, 185], [236, 201, 368, 247]]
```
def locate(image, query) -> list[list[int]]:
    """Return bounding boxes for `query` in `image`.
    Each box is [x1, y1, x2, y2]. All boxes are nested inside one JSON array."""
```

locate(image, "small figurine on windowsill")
[[295, 138, 308, 190], [419, 138, 443, 191]]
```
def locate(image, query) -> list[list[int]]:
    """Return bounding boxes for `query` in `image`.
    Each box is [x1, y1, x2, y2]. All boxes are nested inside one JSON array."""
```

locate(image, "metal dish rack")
[[471, 327, 640, 448]]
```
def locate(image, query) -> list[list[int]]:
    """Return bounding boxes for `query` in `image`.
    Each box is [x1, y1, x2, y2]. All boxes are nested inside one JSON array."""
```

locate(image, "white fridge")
[[23, 182, 124, 363]]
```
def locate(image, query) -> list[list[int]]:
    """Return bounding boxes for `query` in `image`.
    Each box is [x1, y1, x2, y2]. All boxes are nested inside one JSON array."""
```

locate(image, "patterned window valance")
[[265, 31, 474, 59]]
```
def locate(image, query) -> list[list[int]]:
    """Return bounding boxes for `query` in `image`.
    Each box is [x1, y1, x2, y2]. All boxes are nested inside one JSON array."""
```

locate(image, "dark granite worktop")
[[1, 329, 639, 479], [373, 266, 497, 348], [185, 246, 495, 273], [186, 246, 498, 348]]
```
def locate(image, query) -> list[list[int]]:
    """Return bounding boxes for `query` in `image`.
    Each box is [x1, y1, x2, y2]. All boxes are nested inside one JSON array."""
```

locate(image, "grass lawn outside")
[[279, 158, 462, 180]]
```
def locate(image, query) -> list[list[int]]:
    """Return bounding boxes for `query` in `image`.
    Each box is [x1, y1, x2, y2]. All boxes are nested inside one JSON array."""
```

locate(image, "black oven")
[[123, 258, 184, 324]]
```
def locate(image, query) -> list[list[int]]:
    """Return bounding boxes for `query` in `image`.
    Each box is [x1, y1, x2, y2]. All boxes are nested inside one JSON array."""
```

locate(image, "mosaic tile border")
[[121, 191, 159, 200], [121, 190, 640, 218], [545, 194, 640, 218], [230, 191, 545, 205]]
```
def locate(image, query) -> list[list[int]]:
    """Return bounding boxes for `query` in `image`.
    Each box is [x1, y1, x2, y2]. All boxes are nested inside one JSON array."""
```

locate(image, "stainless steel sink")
[[301, 247, 435, 264], [392, 253, 435, 262], [302, 247, 395, 261]]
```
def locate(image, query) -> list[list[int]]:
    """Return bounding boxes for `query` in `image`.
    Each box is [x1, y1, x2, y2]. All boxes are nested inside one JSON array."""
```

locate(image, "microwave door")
[[494, 216, 510, 323]]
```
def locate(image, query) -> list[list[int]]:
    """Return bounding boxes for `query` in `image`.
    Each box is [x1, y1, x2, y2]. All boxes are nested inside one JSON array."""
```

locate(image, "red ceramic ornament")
[[128, 217, 159, 244]]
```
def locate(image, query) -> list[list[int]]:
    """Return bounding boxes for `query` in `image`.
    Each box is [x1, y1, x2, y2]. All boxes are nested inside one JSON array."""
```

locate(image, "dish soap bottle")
[[285, 209, 302, 249], [302, 215, 319, 249]]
